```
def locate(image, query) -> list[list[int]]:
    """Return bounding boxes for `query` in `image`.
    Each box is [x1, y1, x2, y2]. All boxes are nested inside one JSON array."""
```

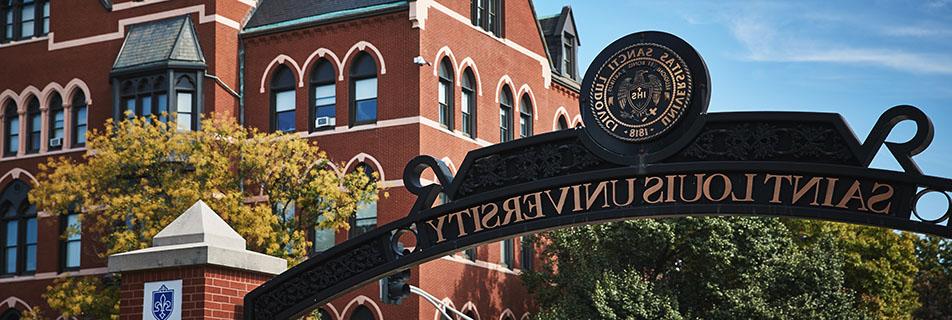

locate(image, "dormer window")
[[471, 0, 502, 37], [563, 33, 577, 79]]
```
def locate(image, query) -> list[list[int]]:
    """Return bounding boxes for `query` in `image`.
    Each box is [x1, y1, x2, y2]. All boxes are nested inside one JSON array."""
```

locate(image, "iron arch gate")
[[244, 32, 951, 319]]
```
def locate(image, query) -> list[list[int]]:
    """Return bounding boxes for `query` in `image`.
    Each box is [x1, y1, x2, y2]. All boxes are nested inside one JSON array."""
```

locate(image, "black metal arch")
[[244, 106, 952, 320]]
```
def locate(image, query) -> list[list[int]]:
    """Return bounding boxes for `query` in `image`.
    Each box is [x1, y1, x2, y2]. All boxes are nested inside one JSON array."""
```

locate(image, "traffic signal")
[[381, 269, 411, 304]]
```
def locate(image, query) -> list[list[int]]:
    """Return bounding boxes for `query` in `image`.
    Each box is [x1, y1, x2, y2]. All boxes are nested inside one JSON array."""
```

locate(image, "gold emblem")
[[588, 43, 693, 142]]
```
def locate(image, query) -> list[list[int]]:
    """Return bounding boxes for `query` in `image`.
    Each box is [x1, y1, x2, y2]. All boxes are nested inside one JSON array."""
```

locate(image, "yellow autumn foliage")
[[26, 115, 380, 319]]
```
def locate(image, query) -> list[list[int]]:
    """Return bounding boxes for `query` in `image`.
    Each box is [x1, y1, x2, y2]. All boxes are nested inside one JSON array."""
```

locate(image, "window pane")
[[315, 85, 334, 101], [66, 241, 81, 268], [177, 114, 192, 131], [355, 78, 377, 101], [76, 106, 87, 145], [157, 94, 168, 122], [26, 218, 36, 244], [53, 110, 64, 129], [8, 118, 18, 153], [461, 91, 471, 113], [276, 90, 295, 112], [25, 244, 35, 271], [42, 1, 49, 34], [4, 247, 13, 273], [316, 105, 335, 118], [4, 220, 15, 245], [355, 99, 377, 123], [141, 95, 153, 118], [77, 107, 87, 126], [176, 92, 193, 113], [313, 214, 335, 253], [438, 81, 447, 104], [124, 98, 135, 118], [67, 214, 81, 241], [276, 111, 295, 132], [5, 10, 12, 39]]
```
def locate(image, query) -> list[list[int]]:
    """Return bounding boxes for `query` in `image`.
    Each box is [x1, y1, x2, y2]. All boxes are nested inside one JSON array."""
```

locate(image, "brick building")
[[0, 1, 581, 319]]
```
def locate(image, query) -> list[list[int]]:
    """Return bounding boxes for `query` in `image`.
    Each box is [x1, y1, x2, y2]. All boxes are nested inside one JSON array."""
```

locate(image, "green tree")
[[523, 217, 869, 320], [786, 221, 920, 319], [26, 115, 380, 319], [914, 235, 952, 319]]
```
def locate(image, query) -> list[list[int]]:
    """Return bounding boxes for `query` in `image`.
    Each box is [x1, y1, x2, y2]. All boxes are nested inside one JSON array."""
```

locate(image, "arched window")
[[461, 69, 476, 138], [175, 75, 196, 131], [350, 306, 375, 320], [271, 65, 296, 132], [350, 163, 377, 238], [519, 95, 532, 138], [499, 86, 513, 142], [1, 179, 37, 275], [557, 115, 568, 130], [438, 58, 454, 130], [3, 102, 18, 157], [0, 308, 21, 320], [48, 93, 64, 150], [119, 76, 168, 122], [25, 97, 39, 154], [310, 59, 336, 131], [350, 52, 378, 126], [71, 91, 87, 147]]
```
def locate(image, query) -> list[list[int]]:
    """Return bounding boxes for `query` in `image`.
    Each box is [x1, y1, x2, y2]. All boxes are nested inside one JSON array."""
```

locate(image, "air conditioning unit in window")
[[49, 137, 63, 148], [315, 117, 336, 128]]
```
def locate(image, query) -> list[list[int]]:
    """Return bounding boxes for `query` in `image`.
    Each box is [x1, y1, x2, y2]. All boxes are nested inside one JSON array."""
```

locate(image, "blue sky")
[[536, 0, 952, 218]]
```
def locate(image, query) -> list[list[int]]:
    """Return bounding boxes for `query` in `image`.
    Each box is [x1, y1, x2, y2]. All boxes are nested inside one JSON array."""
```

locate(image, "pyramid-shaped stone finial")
[[152, 200, 246, 250]]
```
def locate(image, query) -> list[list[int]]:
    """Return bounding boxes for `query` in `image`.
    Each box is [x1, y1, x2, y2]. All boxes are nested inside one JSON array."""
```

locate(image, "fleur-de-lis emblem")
[[152, 285, 175, 320]]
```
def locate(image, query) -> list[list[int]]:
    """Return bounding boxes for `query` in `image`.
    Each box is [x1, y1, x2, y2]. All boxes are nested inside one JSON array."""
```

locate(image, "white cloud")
[[725, 9, 952, 75]]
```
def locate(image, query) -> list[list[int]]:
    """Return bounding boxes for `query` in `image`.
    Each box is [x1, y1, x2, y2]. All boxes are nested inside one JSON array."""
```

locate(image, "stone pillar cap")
[[153, 200, 246, 250]]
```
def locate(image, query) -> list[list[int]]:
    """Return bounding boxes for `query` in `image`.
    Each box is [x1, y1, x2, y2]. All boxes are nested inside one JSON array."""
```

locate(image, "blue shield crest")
[[152, 285, 175, 320]]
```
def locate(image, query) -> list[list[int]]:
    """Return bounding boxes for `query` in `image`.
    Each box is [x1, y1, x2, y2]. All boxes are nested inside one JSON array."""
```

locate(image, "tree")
[[523, 217, 870, 320], [26, 115, 380, 319], [914, 235, 952, 319], [785, 220, 920, 319]]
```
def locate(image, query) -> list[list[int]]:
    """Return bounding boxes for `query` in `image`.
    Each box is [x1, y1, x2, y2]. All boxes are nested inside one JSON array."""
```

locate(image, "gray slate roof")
[[113, 16, 206, 72], [244, 0, 407, 31]]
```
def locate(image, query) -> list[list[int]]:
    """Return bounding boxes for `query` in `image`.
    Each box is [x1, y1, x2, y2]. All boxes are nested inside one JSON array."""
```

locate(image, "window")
[[71, 92, 87, 147], [25, 97, 39, 154], [461, 69, 476, 138], [61, 212, 80, 270], [350, 163, 377, 238], [519, 95, 532, 138], [174, 76, 196, 131], [3, 102, 17, 157], [271, 65, 296, 132], [499, 86, 513, 142], [48, 93, 63, 151], [1, 179, 37, 276], [0, 309, 21, 320], [557, 115, 569, 130], [521, 237, 533, 271], [438, 58, 454, 130], [311, 215, 335, 254], [350, 306, 375, 320], [563, 33, 577, 79], [0, 0, 47, 42], [118, 76, 168, 122], [501, 238, 514, 268], [470, 0, 502, 36], [350, 52, 378, 126], [310, 59, 336, 131]]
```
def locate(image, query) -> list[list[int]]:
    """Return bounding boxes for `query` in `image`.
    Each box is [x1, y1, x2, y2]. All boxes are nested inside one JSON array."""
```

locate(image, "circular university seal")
[[590, 43, 692, 142], [580, 31, 710, 161]]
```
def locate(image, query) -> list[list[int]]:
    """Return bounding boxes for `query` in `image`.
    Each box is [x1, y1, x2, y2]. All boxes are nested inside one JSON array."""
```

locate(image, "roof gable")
[[113, 16, 206, 73]]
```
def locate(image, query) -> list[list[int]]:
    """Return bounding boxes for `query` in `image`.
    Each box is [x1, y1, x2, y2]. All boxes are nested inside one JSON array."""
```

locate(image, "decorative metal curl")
[[912, 189, 952, 223], [389, 226, 419, 256], [860, 105, 935, 175]]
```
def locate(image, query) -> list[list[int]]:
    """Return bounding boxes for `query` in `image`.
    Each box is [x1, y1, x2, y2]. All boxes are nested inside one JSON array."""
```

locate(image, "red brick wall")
[[119, 266, 272, 320]]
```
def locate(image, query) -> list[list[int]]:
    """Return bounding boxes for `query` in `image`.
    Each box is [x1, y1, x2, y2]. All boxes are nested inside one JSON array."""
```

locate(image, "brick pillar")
[[110, 201, 287, 320]]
